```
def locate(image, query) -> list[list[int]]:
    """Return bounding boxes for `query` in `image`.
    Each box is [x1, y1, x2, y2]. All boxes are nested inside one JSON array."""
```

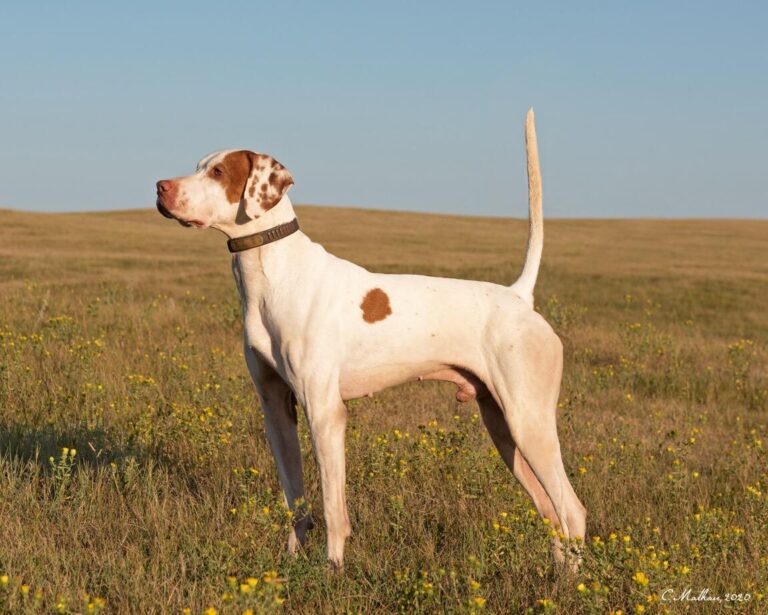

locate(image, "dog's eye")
[[212, 167, 223, 177]]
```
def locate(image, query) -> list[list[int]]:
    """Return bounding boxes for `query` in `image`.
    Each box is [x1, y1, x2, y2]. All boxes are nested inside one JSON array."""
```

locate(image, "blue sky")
[[0, 1, 765, 217]]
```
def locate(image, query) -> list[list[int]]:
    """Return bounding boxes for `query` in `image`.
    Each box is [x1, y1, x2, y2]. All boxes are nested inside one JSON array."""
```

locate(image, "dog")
[[155, 110, 586, 569]]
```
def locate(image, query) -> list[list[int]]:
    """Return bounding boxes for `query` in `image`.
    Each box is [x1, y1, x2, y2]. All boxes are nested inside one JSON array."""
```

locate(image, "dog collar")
[[227, 218, 300, 253]]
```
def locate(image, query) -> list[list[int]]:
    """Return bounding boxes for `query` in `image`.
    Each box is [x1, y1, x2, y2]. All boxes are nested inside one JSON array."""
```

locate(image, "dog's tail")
[[510, 108, 543, 309]]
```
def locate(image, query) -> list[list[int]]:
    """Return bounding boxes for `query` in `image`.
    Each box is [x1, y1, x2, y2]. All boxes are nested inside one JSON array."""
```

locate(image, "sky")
[[0, 1, 766, 218]]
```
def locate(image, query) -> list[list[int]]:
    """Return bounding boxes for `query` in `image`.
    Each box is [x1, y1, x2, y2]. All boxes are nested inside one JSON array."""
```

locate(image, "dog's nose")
[[156, 180, 174, 194]]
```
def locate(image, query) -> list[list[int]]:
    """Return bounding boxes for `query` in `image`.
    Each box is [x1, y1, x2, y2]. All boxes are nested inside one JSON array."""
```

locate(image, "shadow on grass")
[[0, 420, 153, 472]]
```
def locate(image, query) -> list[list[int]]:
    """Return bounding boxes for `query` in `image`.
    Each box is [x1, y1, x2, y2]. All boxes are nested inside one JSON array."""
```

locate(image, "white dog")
[[155, 110, 586, 568]]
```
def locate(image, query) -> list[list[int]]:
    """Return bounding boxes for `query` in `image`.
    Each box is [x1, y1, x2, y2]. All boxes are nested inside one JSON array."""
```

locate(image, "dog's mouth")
[[156, 199, 175, 220], [156, 199, 205, 228]]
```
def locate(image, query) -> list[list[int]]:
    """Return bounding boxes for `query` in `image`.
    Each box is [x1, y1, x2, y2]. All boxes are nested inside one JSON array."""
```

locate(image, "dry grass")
[[0, 206, 766, 614]]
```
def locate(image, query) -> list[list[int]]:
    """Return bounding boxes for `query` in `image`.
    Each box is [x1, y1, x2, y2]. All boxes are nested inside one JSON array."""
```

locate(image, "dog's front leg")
[[245, 347, 313, 553], [299, 385, 350, 569]]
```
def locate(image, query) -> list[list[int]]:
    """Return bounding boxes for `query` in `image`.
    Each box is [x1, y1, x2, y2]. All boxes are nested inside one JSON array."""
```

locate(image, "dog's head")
[[155, 150, 293, 229]]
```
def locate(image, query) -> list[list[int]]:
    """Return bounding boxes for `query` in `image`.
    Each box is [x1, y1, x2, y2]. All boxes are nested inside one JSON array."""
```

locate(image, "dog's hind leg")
[[478, 396, 567, 562], [486, 318, 586, 568]]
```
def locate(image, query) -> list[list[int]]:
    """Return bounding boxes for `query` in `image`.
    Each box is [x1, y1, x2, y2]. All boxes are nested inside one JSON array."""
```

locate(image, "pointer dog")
[[155, 110, 586, 568]]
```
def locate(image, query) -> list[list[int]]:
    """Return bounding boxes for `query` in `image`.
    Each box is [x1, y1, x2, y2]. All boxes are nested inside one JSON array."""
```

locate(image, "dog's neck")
[[225, 196, 323, 299], [213, 195, 298, 241]]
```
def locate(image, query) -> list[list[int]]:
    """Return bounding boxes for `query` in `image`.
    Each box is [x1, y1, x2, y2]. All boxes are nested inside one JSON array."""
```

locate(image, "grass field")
[[0, 206, 766, 614]]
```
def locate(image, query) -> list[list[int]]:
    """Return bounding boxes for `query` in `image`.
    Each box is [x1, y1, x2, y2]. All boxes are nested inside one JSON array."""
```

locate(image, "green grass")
[[0, 207, 766, 614]]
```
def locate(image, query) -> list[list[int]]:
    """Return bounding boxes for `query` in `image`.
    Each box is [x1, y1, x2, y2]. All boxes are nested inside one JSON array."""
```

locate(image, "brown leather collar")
[[227, 218, 300, 253]]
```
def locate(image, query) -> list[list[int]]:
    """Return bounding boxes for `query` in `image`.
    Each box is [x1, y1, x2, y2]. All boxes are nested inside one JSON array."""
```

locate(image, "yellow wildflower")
[[538, 598, 555, 608], [633, 571, 649, 587]]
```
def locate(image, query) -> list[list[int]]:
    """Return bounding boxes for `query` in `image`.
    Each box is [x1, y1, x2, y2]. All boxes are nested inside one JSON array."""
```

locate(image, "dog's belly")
[[338, 362, 486, 402]]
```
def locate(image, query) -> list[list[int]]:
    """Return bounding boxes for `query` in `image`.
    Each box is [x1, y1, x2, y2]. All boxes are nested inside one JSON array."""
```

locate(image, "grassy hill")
[[0, 207, 766, 613]]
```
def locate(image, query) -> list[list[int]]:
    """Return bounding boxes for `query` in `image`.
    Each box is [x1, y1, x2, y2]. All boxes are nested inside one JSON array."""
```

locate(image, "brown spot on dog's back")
[[360, 288, 392, 323]]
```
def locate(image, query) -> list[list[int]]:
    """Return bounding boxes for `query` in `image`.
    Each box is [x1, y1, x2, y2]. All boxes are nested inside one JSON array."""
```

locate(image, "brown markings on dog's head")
[[256, 156, 293, 211], [360, 288, 392, 323], [246, 152, 294, 217], [208, 150, 253, 204], [208, 150, 294, 219]]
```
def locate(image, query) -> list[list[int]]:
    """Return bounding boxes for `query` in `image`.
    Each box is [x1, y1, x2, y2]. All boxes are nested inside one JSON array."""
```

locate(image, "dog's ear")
[[241, 152, 294, 218]]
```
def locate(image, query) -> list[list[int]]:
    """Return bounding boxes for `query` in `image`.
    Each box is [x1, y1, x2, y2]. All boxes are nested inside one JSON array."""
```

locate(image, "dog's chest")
[[232, 257, 273, 349], [232, 255, 320, 377]]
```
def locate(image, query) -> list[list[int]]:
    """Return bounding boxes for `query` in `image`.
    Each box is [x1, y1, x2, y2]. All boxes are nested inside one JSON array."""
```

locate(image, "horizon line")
[[0, 204, 766, 222]]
